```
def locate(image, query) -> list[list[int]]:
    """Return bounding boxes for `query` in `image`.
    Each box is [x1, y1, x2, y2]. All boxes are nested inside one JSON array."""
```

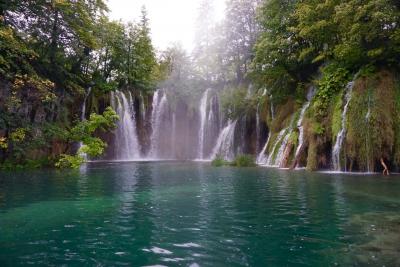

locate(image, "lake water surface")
[[0, 162, 399, 266]]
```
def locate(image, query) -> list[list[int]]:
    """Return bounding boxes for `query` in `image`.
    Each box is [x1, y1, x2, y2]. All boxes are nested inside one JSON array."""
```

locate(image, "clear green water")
[[1, 162, 400, 266]]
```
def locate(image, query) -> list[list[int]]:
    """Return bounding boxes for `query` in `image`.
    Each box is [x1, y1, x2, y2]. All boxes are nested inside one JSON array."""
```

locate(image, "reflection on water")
[[0, 162, 399, 266]]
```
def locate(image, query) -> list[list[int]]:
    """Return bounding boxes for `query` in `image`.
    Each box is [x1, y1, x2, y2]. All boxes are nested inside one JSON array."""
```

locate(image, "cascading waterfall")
[[273, 130, 291, 167], [198, 89, 210, 159], [78, 87, 91, 160], [255, 103, 261, 154], [332, 81, 354, 171], [256, 133, 271, 165], [204, 94, 221, 157], [210, 120, 237, 161], [111, 90, 140, 160], [266, 129, 287, 166], [259, 87, 315, 168], [293, 104, 309, 161], [293, 86, 315, 166], [149, 90, 168, 159]]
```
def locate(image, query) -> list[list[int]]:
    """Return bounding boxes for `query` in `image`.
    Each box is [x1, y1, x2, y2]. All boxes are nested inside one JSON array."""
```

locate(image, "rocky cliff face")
[[256, 69, 400, 173]]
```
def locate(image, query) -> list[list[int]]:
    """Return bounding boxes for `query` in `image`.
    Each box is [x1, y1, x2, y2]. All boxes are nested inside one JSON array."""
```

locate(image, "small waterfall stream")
[[198, 89, 210, 159], [332, 81, 354, 171], [171, 112, 177, 158], [111, 90, 140, 160], [255, 103, 261, 154], [140, 93, 146, 122], [293, 86, 315, 167], [78, 87, 92, 160], [265, 129, 287, 166], [210, 120, 238, 160], [149, 90, 168, 159], [365, 94, 372, 173], [257, 133, 271, 165]]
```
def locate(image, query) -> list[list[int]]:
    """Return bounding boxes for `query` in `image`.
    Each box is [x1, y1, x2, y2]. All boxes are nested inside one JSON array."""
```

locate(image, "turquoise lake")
[[0, 162, 399, 266]]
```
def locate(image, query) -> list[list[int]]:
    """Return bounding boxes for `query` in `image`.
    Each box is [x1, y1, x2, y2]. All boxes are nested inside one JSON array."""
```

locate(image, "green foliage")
[[0, 137, 7, 149], [312, 65, 350, 119], [312, 122, 325, 135], [55, 107, 118, 168], [211, 156, 230, 167], [9, 128, 26, 143], [211, 154, 256, 167], [331, 93, 343, 141], [346, 71, 396, 171], [55, 154, 84, 169], [306, 137, 318, 171], [232, 154, 257, 167], [221, 86, 258, 119]]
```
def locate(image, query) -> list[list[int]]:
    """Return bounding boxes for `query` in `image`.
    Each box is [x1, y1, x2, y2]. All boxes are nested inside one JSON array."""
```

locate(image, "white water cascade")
[[148, 90, 169, 159], [258, 87, 315, 167], [255, 103, 261, 154], [256, 133, 271, 165], [78, 87, 91, 160], [265, 129, 288, 166], [332, 81, 355, 171], [111, 90, 140, 160], [210, 120, 238, 161], [198, 89, 210, 159], [293, 87, 315, 166]]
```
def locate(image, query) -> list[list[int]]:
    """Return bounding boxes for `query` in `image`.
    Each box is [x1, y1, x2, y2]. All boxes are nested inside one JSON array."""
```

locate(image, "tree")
[[192, 0, 216, 81], [123, 6, 157, 92], [224, 0, 262, 83]]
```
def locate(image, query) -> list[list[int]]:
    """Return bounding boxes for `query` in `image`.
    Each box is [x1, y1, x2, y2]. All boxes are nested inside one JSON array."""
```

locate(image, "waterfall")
[[149, 90, 169, 159], [210, 120, 237, 161], [261, 87, 315, 167], [270, 96, 275, 120], [257, 133, 271, 165], [332, 81, 354, 171], [266, 129, 287, 166], [140, 93, 146, 122], [293, 104, 308, 162], [172, 112, 176, 158], [111, 90, 140, 160], [198, 89, 210, 159], [365, 95, 372, 173], [255, 103, 261, 154], [293, 86, 315, 166], [78, 87, 91, 160]]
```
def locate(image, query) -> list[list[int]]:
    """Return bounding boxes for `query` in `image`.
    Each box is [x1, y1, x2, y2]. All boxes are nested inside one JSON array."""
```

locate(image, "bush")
[[211, 156, 230, 167], [55, 154, 84, 169], [232, 154, 256, 167]]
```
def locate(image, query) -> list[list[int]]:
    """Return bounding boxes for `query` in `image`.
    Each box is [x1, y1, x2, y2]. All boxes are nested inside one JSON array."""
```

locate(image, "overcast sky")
[[107, 0, 226, 52]]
